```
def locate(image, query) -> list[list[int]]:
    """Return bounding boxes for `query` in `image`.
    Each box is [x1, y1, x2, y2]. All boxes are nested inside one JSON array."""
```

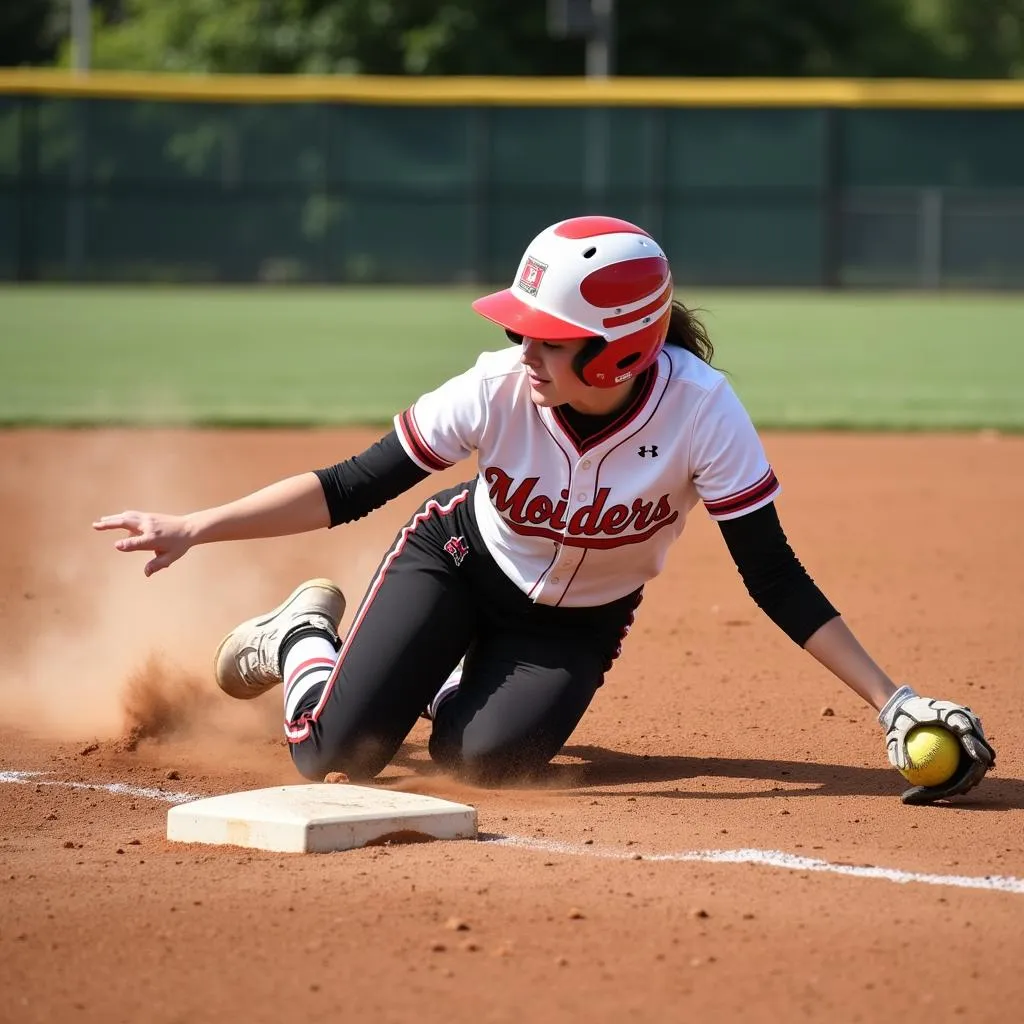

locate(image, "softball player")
[[94, 215, 995, 804]]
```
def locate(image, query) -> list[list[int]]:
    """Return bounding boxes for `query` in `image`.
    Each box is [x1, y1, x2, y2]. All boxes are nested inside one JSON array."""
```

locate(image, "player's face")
[[519, 336, 588, 407], [519, 336, 633, 414]]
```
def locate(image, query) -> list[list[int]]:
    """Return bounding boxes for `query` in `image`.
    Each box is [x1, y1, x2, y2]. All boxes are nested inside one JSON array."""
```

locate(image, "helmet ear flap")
[[572, 337, 607, 385], [578, 309, 672, 386]]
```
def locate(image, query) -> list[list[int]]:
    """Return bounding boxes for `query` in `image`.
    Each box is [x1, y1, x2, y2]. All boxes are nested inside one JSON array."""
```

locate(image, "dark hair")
[[664, 299, 714, 365]]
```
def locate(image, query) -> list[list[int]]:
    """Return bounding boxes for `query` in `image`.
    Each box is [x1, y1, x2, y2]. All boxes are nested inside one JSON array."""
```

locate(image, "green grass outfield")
[[1, 286, 1022, 430]]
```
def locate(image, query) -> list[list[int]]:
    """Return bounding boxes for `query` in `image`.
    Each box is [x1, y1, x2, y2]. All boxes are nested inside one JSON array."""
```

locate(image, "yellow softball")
[[899, 725, 961, 787]]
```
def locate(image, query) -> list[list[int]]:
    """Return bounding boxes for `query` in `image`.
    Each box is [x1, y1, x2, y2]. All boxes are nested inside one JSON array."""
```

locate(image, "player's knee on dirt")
[[428, 726, 554, 785], [289, 733, 395, 783]]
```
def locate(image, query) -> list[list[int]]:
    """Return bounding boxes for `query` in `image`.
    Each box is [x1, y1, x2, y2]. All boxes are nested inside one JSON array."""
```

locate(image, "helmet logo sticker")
[[518, 257, 548, 296]]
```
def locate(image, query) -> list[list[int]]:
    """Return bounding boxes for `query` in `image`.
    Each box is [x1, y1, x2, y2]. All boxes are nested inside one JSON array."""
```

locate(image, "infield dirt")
[[1, 429, 1022, 1024]]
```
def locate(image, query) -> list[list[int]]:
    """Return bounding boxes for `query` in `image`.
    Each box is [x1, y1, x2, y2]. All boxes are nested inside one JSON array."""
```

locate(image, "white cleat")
[[214, 578, 345, 700]]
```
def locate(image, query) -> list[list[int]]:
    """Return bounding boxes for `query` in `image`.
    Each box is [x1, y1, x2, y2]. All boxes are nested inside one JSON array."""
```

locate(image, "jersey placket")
[[532, 366, 660, 605], [536, 450, 598, 604]]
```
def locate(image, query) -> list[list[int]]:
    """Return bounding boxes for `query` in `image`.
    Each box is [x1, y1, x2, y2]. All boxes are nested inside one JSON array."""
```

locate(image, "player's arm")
[[716, 503, 896, 710], [94, 431, 428, 575], [94, 471, 331, 576], [718, 503, 995, 802], [95, 350, 489, 574], [314, 430, 429, 526]]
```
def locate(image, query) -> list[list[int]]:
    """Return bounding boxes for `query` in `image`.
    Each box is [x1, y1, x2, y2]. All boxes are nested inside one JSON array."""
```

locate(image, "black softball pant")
[[287, 481, 642, 784]]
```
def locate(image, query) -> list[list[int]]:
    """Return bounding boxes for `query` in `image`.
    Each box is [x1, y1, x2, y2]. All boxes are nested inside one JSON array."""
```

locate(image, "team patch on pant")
[[444, 535, 470, 566]]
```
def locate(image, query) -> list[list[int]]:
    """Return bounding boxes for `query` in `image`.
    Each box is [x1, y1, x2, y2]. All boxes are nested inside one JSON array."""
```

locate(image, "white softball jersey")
[[395, 345, 780, 608]]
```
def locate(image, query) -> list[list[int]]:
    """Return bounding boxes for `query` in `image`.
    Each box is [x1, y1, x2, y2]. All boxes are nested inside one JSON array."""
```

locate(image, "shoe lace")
[[238, 612, 337, 688], [238, 626, 284, 685]]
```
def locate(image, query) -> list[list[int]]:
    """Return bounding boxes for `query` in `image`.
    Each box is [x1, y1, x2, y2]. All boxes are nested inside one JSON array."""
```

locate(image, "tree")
[[0, 0, 60, 67], [908, 0, 1024, 77], [72, 0, 1024, 78]]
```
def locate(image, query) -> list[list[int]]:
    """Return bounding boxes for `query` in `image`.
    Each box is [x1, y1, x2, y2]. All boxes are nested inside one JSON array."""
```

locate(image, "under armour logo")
[[637, 445, 659, 458], [444, 535, 470, 566]]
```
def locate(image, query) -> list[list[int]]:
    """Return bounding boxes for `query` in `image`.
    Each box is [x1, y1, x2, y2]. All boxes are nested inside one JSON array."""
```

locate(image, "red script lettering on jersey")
[[484, 467, 678, 549]]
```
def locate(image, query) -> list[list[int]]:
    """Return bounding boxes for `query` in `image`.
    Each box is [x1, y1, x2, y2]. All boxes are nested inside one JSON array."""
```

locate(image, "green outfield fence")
[[2, 71, 1024, 288]]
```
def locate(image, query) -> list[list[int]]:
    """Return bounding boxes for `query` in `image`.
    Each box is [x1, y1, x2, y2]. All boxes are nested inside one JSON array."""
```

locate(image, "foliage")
[[907, 0, 1024, 77], [0, 0, 60, 66], [0, 0, 1009, 79]]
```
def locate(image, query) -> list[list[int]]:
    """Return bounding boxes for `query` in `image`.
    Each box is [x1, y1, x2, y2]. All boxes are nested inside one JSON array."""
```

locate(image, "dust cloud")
[[0, 430, 314, 749], [0, 426, 449, 757]]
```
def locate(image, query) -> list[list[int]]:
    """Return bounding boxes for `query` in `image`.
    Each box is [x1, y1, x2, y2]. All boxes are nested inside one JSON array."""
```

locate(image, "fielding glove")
[[878, 685, 996, 805]]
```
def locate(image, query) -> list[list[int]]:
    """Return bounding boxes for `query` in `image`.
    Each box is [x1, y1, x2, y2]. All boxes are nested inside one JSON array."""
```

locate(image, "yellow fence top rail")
[[2, 69, 1024, 107]]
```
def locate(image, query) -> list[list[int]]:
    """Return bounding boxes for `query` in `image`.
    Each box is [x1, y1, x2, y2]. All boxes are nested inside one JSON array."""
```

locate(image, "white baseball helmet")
[[472, 215, 673, 387]]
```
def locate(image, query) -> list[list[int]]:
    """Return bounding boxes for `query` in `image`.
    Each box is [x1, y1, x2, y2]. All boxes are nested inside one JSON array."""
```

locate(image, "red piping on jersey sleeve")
[[703, 468, 779, 518], [398, 407, 453, 472]]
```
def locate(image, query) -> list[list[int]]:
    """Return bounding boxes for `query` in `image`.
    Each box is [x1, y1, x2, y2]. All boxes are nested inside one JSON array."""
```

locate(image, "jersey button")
[[551, 577, 561, 584], [581, 459, 592, 469], [577, 492, 588, 501]]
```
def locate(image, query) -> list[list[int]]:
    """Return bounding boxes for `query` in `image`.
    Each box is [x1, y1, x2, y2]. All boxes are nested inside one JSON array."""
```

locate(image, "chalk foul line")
[[0, 769, 200, 804], [483, 834, 1024, 895], [2, 769, 1021, 895]]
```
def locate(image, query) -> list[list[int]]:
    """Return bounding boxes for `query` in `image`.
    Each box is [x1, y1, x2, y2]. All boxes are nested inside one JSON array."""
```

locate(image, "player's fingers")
[[941, 762, 988, 800], [908, 715, 992, 767], [92, 512, 140, 532], [144, 552, 167, 577], [959, 732, 994, 766], [902, 755, 989, 805], [958, 732, 981, 761], [940, 713, 996, 764], [902, 769, 982, 804], [943, 711, 974, 735], [887, 737, 908, 771], [144, 551, 177, 576], [115, 533, 156, 553]]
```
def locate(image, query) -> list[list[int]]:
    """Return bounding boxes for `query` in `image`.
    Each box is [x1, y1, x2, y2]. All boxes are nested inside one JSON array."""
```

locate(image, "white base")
[[166, 784, 478, 853]]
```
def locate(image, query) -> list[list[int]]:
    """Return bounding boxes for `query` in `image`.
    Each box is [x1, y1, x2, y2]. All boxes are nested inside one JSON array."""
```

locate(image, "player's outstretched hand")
[[92, 510, 195, 577], [878, 685, 996, 805]]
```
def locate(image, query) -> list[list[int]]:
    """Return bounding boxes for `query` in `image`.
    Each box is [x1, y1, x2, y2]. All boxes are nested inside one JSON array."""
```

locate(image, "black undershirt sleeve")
[[716, 502, 840, 647], [313, 430, 430, 527]]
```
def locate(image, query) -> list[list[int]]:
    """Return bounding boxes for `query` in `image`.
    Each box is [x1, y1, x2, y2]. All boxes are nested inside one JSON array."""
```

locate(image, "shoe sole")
[[213, 578, 345, 700]]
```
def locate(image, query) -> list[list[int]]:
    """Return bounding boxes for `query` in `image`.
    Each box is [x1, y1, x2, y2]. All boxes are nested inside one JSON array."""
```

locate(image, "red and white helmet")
[[472, 215, 673, 388]]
